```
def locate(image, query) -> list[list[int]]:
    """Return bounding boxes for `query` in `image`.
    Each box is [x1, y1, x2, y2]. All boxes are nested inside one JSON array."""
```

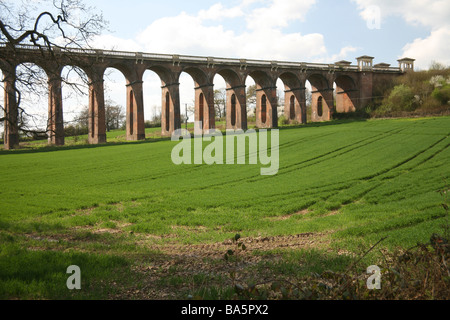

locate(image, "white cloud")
[[90, 0, 353, 62], [131, 0, 344, 62], [90, 34, 141, 52], [246, 0, 316, 30], [198, 3, 244, 20], [352, 0, 450, 68], [136, 12, 237, 56], [402, 27, 450, 69], [327, 46, 359, 63]]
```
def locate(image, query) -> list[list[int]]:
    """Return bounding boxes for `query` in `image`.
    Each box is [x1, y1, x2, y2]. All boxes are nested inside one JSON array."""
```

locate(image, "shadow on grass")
[[0, 240, 131, 300]]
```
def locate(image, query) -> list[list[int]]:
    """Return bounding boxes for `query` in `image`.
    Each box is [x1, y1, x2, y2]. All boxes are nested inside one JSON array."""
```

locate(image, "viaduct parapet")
[[0, 44, 413, 149]]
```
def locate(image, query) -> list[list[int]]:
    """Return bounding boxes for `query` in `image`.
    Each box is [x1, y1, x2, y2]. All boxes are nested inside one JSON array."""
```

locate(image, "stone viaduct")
[[0, 44, 415, 149]]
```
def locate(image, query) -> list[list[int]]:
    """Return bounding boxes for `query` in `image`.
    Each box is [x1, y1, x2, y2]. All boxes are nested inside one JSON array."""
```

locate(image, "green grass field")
[[0, 117, 449, 299]]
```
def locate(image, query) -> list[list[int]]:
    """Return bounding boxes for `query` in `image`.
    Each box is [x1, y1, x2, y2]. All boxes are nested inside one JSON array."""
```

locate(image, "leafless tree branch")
[[0, 0, 107, 142]]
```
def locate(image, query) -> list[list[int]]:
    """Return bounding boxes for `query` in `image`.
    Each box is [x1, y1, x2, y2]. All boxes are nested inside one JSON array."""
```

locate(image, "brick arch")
[[246, 70, 274, 89], [181, 67, 210, 88], [145, 65, 176, 87], [216, 68, 244, 88], [15, 61, 52, 81], [102, 62, 135, 84], [143, 65, 180, 136], [182, 67, 215, 132], [246, 71, 278, 128], [216, 68, 247, 130], [334, 74, 358, 113], [307, 73, 330, 91], [307, 73, 334, 122], [279, 72, 306, 124], [101, 64, 145, 141], [59, 65, 92, 141]]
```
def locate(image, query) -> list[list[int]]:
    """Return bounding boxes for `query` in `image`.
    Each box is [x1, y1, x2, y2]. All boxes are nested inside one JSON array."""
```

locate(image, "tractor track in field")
[[361, 135, 450, 181], [182, 128, 405, 193], [88, 127, 406, 198], [269, 128, 406, 179], [112, 128, 400, 195]]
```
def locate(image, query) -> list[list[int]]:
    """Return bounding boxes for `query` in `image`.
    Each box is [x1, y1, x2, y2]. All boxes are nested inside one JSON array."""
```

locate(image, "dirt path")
[[148, 232, 330, 257]]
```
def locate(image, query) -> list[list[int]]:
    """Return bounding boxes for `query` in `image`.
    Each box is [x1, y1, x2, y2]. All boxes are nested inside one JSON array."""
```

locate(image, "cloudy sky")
[[3, 0, 450, 125], [93, 0, 449, 69]]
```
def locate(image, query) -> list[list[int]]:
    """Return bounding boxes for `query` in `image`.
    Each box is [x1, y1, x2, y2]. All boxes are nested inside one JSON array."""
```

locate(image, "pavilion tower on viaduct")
[[0, 44, 414, 150]]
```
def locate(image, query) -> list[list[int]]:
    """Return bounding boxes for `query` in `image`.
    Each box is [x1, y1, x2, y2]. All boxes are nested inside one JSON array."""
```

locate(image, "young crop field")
[[0, 117, 449, 300]]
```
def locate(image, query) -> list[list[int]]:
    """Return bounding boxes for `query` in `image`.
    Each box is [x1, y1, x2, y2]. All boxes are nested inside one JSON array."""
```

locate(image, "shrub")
[[145, 120, 161, 128], [431, 85, 450, 105], [278, 115, 290, 126], [420, 96, 444, 111], [383, 84, 417, 112], [64, 125, 88, 137]]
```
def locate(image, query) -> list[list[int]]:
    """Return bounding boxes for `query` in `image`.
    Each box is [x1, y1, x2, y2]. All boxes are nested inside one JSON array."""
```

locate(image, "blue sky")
[[91, 0, 448, 69]]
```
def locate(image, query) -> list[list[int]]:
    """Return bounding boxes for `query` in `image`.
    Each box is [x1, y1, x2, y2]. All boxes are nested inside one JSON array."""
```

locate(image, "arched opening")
[[334, 75, 357, 113], [245, 76, 256, 124], [307, 74, 331, 122], [317, 96, 323, 117], [144, 66, 179, 135], [247, 71, 275, 128], [179, 71, 195, 128], [60, 65, 90, 140], [261, 94, 267, 124], [15, 63, 49, 140], [103, 67, 127, 131], [143, 70, 162, 128], [290, 95, 295, 120], [182, 68, 214, 132], [213, 73, 227, 127], [276, 78, 284, 120], [215, 69, 245, 130], [278, 72, 305, 124], [165, 91, 170, 132], [231, 94, 236, 127], [305, 80, 312, 122]]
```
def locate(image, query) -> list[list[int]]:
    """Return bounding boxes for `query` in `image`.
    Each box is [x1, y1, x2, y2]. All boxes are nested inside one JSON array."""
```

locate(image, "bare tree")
[[75, 101, 125, 132], [246, 84, 257, 108], [214, 88, 226, 120], [105, 103, 125, 131], [306, 87, 312, 107], [0, 0, 107, 147]]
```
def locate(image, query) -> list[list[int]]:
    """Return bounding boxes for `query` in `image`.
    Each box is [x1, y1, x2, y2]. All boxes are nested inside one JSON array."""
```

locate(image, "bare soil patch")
[[110, 232, 333, 299]]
